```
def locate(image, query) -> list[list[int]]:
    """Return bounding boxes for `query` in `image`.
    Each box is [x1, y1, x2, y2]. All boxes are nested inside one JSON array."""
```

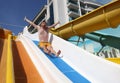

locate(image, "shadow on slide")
[[0, 38, 4, 62]]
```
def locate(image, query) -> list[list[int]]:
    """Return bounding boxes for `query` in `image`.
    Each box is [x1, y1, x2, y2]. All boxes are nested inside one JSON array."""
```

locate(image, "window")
[[49, 3, 54, 25], [49, 0, 52, 3], [69, 17, 76, 21]]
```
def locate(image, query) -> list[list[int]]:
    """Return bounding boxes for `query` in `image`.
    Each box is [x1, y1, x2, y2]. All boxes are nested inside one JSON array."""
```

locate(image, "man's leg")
[[47, 46, 61, 57], [41, 46, 51, 54], [39, 42, 50, 54]]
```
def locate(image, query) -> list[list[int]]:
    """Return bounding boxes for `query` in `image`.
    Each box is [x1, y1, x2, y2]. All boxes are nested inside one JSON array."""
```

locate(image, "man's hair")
[[42, 20, 46, 23], [40, 20, 46, 26]]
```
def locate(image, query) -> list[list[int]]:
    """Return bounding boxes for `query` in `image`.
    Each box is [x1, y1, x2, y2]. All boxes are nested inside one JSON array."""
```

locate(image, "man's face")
[[40, 22, 46, 27]]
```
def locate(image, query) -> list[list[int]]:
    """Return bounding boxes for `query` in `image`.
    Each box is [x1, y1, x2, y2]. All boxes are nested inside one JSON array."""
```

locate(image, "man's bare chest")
[[38, 28, 48, 35]]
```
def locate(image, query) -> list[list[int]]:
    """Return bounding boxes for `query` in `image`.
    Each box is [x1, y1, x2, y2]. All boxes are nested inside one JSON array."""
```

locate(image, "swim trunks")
[[39, 42, 51, 48]]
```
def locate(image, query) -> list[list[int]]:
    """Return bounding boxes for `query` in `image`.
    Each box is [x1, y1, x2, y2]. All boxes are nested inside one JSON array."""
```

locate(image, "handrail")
[[6, 35, 15, 83]]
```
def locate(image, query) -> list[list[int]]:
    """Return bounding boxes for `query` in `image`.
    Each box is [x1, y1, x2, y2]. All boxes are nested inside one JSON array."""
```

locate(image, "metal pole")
[[78, 0, 82, 16], [84, 32, 120, 49]]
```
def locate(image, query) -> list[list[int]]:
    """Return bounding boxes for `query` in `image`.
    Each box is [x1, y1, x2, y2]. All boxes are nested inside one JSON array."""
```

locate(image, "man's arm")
[[24, 17, 38, 29], [48, 21, 60, 28]]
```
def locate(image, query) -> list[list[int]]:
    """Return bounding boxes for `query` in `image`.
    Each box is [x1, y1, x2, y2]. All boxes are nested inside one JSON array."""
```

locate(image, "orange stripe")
[[0, 39, 7, 83], [12, 41, 44, 83]]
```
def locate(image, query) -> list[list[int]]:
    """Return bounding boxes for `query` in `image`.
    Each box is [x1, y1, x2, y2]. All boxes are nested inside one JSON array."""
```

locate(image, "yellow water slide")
[[0, 28, 13, 83], [0, 28, 44, 83], [50, 0, 120, 39]]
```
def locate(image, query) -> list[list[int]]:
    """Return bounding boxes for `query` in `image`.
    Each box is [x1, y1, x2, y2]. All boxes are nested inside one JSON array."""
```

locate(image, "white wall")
[[52, 0, 69, 27]]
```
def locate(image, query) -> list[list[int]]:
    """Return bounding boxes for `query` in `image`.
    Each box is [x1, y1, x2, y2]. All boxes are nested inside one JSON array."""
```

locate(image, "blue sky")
[[95, 0, 112, 4], [0, 0, 47, 35], [0, 0, 119, 37]]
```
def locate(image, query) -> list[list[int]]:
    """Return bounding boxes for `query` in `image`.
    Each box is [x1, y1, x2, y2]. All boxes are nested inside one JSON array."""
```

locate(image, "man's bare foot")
[[47, 50, 51, 55], [44, 49, 51, 55], [56, 50, 61, 57]]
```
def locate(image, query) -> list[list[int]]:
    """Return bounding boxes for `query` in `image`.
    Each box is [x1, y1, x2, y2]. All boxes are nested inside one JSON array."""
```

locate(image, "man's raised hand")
[[24, 16, 27, 21]]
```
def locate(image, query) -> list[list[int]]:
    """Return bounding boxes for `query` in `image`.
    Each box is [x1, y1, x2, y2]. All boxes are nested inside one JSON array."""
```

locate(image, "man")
[[24, 17, 61, 57]]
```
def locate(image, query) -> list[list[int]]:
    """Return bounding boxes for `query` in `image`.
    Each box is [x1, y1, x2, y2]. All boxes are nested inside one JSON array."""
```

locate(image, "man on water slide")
[[24, 17, 61, 57]]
